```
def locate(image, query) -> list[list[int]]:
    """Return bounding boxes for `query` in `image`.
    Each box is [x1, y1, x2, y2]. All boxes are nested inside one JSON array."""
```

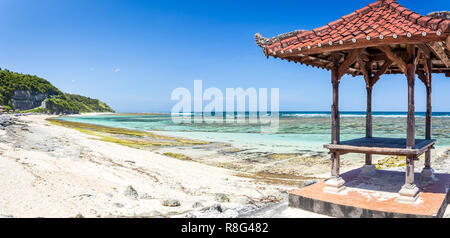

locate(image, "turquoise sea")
[[59, 112, 450, 154]]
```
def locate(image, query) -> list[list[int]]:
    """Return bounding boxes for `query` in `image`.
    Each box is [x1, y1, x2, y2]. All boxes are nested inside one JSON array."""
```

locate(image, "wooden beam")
[[424, 56, 432, 87], [338, 49, 363, 79], [280, 34, 445, 57], [287, 55, 359, 72], [323, 138, 436, 157], [417, 70, 427, 85], [378, 46, 407, 74], [371, 59, 392, 86], [414, 50, 422, 66], [446, 36, 450, 52], [369, 53, 407, 62], [357, 57, 371, 86], [416, 44, 431, 59], [428, 42, 450, 68]]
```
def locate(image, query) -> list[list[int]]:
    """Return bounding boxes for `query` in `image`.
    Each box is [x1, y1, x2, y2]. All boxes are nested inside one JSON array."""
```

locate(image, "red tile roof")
[[255, 0, 449, 57]]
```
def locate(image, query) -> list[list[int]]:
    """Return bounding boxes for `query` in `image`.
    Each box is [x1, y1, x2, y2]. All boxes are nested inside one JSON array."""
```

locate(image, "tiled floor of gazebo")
[[289, 169, 450, 218]]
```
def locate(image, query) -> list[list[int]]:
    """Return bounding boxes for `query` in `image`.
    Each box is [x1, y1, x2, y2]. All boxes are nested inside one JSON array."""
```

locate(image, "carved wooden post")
[[365, 85, 373, 166], [424, 85, 432, 168], [365, 86, 373, 140], [422, 57, 433, 178], [360, 83, 377, 177], [331, 74, 340, 144], [331, 151, 340, 177], [358, 57, 376, 177], [398, 45, 419, 203], [324, 55, 345, 194]]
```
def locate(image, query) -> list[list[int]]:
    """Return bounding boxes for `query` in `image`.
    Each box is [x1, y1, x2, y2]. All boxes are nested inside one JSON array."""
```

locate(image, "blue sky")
[[0, 0, 448, 112]]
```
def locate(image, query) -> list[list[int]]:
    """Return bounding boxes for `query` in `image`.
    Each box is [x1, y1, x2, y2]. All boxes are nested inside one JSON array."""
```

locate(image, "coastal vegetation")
[[0, 68, 114, 114], [45, 94, 114, 114], [0, 68, 61, 103]]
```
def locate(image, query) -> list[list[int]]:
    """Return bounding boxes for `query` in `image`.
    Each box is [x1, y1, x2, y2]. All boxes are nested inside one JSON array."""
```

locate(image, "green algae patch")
[[235, 171, 317, 187], [47, 118, 209, 149], [162, 152, 192, 161], [267, 153, 298, 160], [375, 156, 407, 169]]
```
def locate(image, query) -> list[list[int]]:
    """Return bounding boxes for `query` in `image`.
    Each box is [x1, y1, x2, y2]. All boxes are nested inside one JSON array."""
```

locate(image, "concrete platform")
[[289, 169, 450, 218]]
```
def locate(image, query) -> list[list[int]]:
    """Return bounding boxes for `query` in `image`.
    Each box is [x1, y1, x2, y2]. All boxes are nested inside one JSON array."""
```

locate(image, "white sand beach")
[[0, 114, 327, 218], [0, 114, 449, 218]]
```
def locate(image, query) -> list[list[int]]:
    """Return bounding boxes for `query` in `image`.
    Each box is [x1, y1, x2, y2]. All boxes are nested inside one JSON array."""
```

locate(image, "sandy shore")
[[0, 114, 326, 217], [0, 114, 448, 218]]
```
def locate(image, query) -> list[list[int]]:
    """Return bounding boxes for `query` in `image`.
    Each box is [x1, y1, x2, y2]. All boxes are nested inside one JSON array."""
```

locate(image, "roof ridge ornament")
[[427, 11, 450, 20]]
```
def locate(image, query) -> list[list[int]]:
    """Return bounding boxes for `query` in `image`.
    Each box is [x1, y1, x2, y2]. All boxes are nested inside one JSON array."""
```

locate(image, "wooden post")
[[331, 69, 340, 145], [424, 85, 432, 169], [324, 55, 345, 194], [405, 156, 415, 185], [425, 85, 432, 141], [406, 67, 415, 149], [422, 57, 433, 179], [406, 45, 416, 182], [365, 85, 373, 166], [398, 45, 419, 203], [331, 152, 340, 178], [358, 56, 378, 176], [331, 63, 341, 178], [366, 86, 373, 139], [425, 58, 432, 169]]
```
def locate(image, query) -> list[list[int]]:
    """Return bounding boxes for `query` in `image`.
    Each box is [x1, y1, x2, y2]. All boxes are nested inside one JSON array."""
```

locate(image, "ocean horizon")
[[118, 111, 450, 118]]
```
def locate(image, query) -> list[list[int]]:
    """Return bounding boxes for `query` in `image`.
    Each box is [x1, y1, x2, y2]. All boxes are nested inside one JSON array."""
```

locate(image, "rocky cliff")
[[0, 68, 114, 114], [11, 90, 47, 111]]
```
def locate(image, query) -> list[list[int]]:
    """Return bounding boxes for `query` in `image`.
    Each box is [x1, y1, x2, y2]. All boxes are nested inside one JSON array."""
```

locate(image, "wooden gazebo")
[[255, 0, 449, 203]]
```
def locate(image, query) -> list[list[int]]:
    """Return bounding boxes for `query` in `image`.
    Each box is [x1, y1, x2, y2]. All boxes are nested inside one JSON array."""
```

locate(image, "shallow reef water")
[[58, 112, 450, 154]]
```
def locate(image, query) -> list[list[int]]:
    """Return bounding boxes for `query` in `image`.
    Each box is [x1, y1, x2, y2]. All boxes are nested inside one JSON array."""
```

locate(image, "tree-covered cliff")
[[0, 68, 114, 114]]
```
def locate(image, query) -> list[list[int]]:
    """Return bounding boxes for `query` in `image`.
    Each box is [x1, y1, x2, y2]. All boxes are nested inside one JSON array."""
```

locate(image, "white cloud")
[[114, 68, 121, 73]]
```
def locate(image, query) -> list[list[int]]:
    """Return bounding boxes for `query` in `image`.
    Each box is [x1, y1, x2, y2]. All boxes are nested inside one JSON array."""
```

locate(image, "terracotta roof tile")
[[342, 12, 359, 22], [313, 25, 330, 36], [427, 18, 443, 30], [417, 16, 433, 26], [367, 1, 382, 9], [438, 20, 450, 33], [356, 6, 371, 16], [401, 9, 414, 18], [255, 0, 447, 57], [407, 13, 422, 23]]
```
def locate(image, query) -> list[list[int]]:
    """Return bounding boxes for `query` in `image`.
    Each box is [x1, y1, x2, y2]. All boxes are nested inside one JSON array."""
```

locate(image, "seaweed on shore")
[[235, 171, 318, 187], [47, 118, 209, 149], [162, 152, 193, 161]]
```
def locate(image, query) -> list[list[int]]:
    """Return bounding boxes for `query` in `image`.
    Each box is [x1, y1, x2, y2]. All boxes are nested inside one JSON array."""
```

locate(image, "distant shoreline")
[[62, 111, 450, 118]]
